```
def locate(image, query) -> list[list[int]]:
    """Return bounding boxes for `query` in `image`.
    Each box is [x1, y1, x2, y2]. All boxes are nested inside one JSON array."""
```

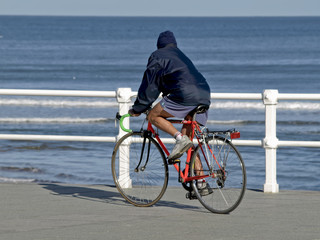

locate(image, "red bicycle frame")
[[147, 119, 213, 183]]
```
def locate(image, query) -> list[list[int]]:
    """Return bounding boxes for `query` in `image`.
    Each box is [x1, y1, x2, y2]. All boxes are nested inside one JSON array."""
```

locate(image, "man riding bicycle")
[[129, 30, 211, 161]]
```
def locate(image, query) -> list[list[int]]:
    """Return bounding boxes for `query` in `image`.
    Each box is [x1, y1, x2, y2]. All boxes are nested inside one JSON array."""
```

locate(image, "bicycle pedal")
[[186, 191, 197, 200], [168, 158, 180, 165]]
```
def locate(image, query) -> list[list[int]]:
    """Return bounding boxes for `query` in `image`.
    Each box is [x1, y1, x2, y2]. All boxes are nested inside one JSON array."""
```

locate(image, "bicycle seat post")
[[190, 104, 209, 122]]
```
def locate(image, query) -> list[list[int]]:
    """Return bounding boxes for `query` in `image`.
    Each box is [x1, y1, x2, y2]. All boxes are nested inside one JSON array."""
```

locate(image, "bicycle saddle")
[[190, 104, 209, 115]]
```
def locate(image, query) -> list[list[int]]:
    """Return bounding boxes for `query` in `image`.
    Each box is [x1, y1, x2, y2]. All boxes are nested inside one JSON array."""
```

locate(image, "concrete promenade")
[[1, 183, 319, 240]]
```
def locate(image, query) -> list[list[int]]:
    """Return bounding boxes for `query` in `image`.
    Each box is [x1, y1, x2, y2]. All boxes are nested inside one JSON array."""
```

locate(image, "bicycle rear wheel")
[[112, 131, 168, 207], [190, 136, 246, 214]]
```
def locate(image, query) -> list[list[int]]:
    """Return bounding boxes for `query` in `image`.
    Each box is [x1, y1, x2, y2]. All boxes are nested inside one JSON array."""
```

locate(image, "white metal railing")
[[0, 88, 320, 193]]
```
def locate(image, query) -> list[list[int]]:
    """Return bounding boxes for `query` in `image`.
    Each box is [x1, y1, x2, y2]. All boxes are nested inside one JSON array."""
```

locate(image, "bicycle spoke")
[[112, 132, 168, 207], [190, 136, 246, 214]]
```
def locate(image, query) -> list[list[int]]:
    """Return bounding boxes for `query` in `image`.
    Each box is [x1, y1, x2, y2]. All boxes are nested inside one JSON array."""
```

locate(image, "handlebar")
[[116, 112, 132, 133]]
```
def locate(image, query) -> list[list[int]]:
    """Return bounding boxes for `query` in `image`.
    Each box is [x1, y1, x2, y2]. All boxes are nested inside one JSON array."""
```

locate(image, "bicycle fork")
[[134, 131, 152, 172]]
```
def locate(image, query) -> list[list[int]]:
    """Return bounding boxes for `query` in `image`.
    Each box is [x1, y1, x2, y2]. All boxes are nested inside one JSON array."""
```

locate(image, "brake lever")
[[116, 112, 122, 120]]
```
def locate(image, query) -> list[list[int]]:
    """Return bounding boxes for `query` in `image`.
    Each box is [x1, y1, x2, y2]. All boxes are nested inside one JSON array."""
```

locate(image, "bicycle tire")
[[190, 136, 246, 214], [112, 131, 169, 207]]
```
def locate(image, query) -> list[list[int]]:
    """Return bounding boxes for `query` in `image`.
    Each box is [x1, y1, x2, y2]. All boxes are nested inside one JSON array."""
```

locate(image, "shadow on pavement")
[[40, 183, 126, 205], [40, 183, 202, 212]]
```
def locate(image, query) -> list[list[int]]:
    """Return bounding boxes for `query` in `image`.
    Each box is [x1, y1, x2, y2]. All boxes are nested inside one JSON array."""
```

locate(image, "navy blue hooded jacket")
[[132, 45, 211, 114]]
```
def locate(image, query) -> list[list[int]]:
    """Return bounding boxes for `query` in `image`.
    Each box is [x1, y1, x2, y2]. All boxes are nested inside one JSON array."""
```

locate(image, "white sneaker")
[[168, 135, 192, 161]]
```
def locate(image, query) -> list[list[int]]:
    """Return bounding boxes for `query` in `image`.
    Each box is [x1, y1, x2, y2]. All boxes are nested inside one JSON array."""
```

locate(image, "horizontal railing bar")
[[0, 89, 117, 98], [210, 93, 262, 100], [1, 134, 319, 148], [210, 93, 320, 101], [132, 138, 262, 146], [154, 138, 320, 148], [278, 141, 320, 148], [231, 140, 263, 146], [278, 93, 320, 101], [153, 138, 263, 146], [0, 134, 116, 142], [130, 137, 263, 147]]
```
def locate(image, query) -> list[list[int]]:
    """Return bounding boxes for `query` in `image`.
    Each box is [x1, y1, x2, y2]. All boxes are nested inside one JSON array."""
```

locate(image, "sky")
[[0, 0, 320, 17]]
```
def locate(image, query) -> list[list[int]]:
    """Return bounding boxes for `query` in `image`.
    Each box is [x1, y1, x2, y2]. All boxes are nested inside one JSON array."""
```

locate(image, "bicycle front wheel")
[[190, 136, 246, 214], [111, 132, 168, 207]]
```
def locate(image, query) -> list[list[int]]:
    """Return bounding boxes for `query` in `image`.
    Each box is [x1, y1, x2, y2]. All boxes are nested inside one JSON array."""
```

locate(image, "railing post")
[[263, 89, 279, 193], [117, 88, 132, 137], [116, 88, 132, 188]]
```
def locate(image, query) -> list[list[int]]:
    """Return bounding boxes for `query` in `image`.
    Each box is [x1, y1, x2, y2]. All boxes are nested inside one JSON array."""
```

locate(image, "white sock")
[[174, 132, 183, 141]]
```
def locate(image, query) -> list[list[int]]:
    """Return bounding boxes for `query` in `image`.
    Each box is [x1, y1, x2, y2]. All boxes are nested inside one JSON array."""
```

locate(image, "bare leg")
[[149, 103, 201, 166], [182, 115, 203, 176], [147, 102, 178, 136]]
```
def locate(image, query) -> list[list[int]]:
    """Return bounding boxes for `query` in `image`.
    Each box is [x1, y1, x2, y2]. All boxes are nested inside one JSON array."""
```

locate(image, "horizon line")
[[1, 14, 320, 18]]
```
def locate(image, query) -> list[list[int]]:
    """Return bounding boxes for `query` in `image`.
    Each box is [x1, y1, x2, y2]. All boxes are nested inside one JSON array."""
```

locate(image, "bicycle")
[[112, 105, 246, 214]]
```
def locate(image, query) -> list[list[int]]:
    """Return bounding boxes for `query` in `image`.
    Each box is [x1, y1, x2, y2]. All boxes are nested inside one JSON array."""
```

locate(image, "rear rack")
[[207, 129, 240, 139]]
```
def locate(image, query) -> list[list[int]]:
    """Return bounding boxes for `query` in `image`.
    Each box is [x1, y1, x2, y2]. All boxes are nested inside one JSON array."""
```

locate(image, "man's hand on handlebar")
[[128, 109, 141, 117]]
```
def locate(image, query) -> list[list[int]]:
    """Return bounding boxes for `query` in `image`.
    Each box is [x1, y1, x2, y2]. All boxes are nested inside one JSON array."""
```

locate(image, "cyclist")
[[129, 30, 211, 162], [129, 31, 212, 196]]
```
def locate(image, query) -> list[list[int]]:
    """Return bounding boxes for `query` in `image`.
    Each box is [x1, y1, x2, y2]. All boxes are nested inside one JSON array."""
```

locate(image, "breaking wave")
[[0, 118, 318, 126], [0, 117, 112, 124], [207, 120, 261, 125], [212, 101, 320, 110], [0, 166, 44, 173], [207, 119, 320, 126], [0, 98, 118, 108], [0, 143, 91, 152], [0, 177, 35, 183]]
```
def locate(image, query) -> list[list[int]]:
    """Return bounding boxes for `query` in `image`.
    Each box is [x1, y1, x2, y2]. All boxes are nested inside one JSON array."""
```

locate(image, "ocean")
[[0, 16, 319, 191]]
